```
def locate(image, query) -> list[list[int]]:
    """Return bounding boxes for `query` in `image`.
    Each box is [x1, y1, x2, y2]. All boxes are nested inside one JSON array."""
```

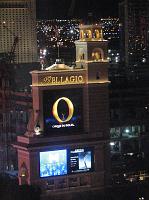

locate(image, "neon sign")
[[40, 75, 84, 86]]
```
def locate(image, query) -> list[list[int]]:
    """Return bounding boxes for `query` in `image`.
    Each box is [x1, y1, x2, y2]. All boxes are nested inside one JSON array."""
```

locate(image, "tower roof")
[[45, 63, 71, 71]]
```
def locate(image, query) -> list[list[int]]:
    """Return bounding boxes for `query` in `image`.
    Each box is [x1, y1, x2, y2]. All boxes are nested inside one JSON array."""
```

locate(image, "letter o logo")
[[52, 97, 74, 123]]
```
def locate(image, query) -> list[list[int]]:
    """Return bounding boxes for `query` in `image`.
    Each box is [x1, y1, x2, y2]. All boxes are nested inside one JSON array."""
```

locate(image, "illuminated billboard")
[[40, 150, 67, 177], [39, 148, 94, 178], [69, 148, 93, 174], [43, 89, 83, 135]]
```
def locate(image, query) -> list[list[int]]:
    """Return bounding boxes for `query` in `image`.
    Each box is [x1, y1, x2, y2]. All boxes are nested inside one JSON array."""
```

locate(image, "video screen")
[[40, 150, 67, 177], [69, 148, 93, 173], [43, 88, 83, 135]]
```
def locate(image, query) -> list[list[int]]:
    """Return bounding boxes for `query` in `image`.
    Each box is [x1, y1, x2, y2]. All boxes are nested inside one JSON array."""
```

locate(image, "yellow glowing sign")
[[52, 97, 74, 123], [39, 75, 84, 86]]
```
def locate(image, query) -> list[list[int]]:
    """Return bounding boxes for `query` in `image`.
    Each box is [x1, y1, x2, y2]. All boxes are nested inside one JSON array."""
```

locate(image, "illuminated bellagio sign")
[[39, 74, 85, 86]]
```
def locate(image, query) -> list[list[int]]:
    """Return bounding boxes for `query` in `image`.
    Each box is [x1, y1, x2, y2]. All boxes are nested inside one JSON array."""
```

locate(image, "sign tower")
[[14, 24, 110, 197]]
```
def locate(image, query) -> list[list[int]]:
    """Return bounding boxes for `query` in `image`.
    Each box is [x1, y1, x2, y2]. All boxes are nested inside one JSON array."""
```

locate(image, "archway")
[[92, 48, 104, 61], [86, 30, 92, 39], [79, 48, 85, 60], [94, 29, 100, 39]]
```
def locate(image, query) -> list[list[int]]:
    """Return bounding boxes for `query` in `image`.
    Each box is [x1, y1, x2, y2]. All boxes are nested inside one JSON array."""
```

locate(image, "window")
[[80, 53, 85, 60], [94, 29, 101, 39], [110, 127, 121, 138], [122, 126, 139, 138], [78, 48, 85, 60], [110, 141, 121, 153], [92, 48, 104, 61], [96, 72, 100, 80], [122, 140, 139, 154], [85, 30, 92, 39]]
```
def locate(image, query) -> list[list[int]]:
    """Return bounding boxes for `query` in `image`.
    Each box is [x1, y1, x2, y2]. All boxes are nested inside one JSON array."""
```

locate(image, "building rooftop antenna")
[[55, 24, 63, 64]]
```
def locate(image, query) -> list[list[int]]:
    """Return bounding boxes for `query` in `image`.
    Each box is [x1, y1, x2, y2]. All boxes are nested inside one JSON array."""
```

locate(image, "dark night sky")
[[36, 0, 120, 20]]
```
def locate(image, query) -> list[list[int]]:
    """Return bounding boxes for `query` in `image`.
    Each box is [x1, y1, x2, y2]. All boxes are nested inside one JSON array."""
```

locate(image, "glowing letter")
[[52, 97, 74, 123]]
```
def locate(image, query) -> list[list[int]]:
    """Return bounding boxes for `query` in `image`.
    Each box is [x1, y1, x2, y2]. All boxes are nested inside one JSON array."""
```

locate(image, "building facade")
[[0, 0, 37, 63], [119, 0, 149, 79], [13, 24, 110, 198], [109, 78, 149, 184]]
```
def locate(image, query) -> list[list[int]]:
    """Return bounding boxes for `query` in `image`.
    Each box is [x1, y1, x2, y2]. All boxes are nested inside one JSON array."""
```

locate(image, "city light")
[[36, 18, 120, 64], [110, 142, 115, 146], [125, 128, 130, 133]]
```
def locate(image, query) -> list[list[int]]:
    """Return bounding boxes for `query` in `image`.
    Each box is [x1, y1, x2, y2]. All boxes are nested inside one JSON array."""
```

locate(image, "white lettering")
[[52, 123, 75, 129]]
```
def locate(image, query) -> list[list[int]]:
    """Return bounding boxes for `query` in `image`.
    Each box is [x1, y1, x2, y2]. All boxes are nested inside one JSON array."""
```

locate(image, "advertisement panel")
[[40, 150, 67, 177], [69, 148, 93, 174], [39, 148, 94, 178], [43, 88, 83, 135]]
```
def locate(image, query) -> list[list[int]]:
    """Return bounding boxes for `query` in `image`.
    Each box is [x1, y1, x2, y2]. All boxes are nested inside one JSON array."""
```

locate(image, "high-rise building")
[[119, 0, 149, 79], [0, 0, 37, 63]]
